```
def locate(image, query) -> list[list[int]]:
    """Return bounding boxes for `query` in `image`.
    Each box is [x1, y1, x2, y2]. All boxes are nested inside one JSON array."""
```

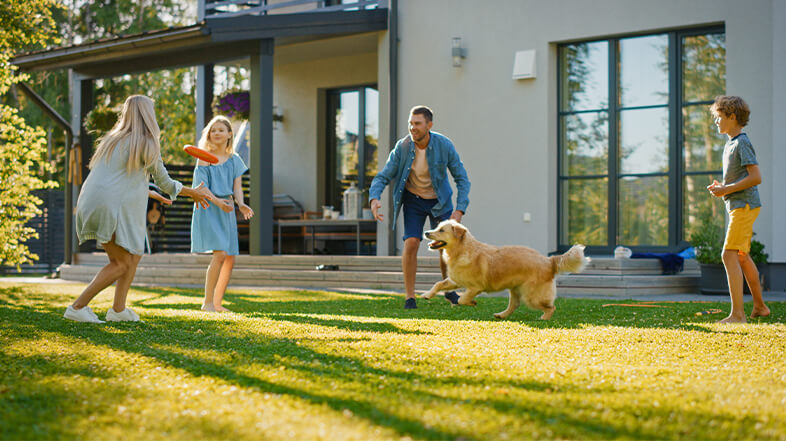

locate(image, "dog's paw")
[[493, 313, 504, 320], [421, 292, 435, 300], [458, 298, 477, 306]]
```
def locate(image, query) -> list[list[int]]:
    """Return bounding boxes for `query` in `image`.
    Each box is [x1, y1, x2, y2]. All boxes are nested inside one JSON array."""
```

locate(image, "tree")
[[8, 0, 198, 173], [0, 0, 61, 268]]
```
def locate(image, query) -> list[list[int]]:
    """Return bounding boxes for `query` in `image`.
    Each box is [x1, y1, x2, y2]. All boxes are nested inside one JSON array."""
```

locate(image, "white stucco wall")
[[386, 0, 783, 261], [771, 0, 786, 263], [272, 41, 378, 212]]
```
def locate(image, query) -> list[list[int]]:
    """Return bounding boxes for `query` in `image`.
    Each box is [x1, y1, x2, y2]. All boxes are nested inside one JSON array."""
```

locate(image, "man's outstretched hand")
[[370, 199, 384, 221]]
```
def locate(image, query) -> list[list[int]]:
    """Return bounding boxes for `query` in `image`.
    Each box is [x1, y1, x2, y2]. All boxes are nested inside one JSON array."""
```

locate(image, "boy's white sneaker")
[[64, 305, 105, 323], [105, 307, 140, 322]]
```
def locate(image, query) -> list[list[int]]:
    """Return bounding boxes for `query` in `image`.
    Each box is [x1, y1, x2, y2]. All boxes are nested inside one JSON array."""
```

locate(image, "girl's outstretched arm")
[[234, 176, 254, 220]]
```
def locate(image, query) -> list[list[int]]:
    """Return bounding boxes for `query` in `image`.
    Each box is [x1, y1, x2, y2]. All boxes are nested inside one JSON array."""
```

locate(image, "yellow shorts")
[[724, 204, 760, 254]]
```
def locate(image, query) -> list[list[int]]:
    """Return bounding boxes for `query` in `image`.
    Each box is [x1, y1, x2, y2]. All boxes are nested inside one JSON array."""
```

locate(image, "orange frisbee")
[[184, 145, 219, 164]]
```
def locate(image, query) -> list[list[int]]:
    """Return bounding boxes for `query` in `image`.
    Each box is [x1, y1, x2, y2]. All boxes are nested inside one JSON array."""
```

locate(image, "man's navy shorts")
[[402, 190, 452, 241]]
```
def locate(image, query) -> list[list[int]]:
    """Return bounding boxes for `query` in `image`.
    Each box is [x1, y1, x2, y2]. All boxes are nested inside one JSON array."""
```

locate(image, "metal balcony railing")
[[200, 0, 382, 20]]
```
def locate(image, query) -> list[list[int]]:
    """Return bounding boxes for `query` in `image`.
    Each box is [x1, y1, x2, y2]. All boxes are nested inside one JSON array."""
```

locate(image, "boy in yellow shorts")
[[707, 96, 770, 323]]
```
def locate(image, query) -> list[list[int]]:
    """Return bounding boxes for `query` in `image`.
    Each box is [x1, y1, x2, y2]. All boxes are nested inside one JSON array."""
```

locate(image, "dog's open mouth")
[[428, 240, 447, 250]]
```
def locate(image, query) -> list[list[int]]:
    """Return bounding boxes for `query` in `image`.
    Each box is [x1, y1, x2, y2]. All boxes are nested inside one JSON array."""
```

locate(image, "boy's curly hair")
[[710, 96, 750, 127]]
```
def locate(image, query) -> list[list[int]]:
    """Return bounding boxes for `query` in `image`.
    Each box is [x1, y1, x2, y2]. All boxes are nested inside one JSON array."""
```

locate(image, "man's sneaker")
[[64, 305, 105, 323], [106, 307, 140, 322], [404, 298, 417, 309], [444, 291, 460, 305]]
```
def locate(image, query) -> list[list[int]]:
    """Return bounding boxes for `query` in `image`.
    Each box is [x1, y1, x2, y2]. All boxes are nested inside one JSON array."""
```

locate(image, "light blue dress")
[[190, 154, 248, 255]]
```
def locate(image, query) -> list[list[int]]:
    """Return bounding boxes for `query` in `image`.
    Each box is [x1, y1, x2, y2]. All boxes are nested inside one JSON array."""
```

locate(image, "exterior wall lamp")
[[452, 37, 466, 67], [272, 105, 284, 130]]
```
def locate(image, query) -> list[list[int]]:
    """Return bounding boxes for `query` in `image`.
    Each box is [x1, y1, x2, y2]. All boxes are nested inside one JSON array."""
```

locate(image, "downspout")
[[15, 82, 75, 265], [387, 0, 398, 255]]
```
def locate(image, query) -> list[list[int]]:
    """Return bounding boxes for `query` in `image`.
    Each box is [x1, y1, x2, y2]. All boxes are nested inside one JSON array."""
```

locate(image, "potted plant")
[[690, 220, 768, 294], [212, 90, 250, 120]]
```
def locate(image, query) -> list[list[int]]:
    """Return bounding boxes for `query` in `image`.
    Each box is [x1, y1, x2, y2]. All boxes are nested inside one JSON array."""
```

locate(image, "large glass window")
[[326, 86, 379, 211], [559, 28, 725, 252]]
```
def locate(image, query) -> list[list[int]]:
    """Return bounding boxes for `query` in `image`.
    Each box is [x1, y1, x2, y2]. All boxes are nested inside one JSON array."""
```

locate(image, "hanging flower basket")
[[212, 90, 250, 120]]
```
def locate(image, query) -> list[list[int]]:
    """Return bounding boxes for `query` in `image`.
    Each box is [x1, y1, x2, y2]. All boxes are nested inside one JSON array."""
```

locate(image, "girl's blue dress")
[[190, 153, 248, 255]]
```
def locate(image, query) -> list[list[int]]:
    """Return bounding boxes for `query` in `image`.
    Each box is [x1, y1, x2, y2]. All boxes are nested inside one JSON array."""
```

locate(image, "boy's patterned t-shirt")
[[722, 133, 761, 211]]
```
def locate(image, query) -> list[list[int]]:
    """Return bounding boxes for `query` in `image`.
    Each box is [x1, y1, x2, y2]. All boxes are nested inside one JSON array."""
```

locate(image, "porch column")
[[249, 39, 274, 255], [68, 71, 93, 257], [195, 64, 214, 141]]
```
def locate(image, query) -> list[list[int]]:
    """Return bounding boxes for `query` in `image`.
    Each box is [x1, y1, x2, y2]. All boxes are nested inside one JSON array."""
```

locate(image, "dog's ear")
[[453, 224, 467, 242]]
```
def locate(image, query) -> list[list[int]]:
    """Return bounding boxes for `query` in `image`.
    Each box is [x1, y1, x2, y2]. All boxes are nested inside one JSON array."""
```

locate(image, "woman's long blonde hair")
[[197, 115, 234, 155], [89, 95, 161, 172]]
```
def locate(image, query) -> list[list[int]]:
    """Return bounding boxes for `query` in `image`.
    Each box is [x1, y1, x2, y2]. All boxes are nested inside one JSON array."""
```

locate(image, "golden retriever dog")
[[422, 220, 587, 320]]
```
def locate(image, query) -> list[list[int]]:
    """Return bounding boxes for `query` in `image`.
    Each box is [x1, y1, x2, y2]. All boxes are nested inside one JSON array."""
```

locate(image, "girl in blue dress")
[[191, 116, 254, 312]]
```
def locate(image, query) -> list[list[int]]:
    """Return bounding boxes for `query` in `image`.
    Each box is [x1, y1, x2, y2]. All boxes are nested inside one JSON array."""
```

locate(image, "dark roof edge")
[[12, 24, 207, 67]]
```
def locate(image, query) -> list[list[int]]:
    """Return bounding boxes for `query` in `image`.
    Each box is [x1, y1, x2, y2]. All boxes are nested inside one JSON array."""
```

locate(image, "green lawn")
[[1, 282, 785, 441]]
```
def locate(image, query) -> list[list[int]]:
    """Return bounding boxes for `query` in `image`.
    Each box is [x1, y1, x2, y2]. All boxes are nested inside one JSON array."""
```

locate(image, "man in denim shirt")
[[369, 106, 471, 309]]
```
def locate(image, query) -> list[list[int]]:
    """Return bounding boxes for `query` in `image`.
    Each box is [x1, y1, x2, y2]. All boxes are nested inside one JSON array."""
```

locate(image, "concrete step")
[[71, 253, 695, 274], [59, 264, 439, 291], [59, 253, 699, 296]]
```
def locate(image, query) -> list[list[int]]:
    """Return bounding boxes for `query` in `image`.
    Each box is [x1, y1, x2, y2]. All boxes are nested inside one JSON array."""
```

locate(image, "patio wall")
[[272, 34, 379, 213]]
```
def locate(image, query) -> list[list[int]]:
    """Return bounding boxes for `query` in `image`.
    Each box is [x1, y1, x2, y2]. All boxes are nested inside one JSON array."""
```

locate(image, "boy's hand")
[[707, 179, 726, 197], [238, 203, 254, 220]]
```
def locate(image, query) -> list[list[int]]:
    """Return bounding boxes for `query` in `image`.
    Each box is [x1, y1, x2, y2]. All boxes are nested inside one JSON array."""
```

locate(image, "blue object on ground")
[[678, 247, 696, 259], [404, 298, 417, 309], [631, 252, 685, 275], [444, 291, 460, 305]]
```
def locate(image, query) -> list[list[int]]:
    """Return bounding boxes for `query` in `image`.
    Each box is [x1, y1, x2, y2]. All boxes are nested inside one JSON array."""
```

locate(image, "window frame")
[[325, 84, 378, 211], [557, 25, 725, 254]]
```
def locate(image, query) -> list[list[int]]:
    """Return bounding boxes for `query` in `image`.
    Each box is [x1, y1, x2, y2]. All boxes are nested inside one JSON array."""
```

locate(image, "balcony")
[[201, 0, 383, 20]]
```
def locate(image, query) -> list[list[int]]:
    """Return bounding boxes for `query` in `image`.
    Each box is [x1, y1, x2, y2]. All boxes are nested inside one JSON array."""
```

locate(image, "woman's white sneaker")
[[105, 307, 140, 322], [64, 305, 105, 323]]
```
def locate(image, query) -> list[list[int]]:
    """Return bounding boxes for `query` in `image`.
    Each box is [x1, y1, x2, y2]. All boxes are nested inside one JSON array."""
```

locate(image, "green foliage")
[[1, 283, 785, 441], [749, 233, 768, 264], [689, 218, 724, 264], [93, 68, 197, 164], [0, 0, 60, 268], [689, 218, 768, 265], [7, 0, 198, 169], [84, 104, 121, 139]]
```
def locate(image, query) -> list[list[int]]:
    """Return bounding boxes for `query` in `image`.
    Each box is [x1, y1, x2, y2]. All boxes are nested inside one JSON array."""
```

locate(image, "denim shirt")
[[369, 131, 470, 225]]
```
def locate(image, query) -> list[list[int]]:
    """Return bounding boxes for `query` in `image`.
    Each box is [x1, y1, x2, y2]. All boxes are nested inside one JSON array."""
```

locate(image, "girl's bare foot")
[[214, 305, 231, 313], [717, 314, 747, 324], [750, 306, 771, 318], [201, 304, 216, 312]]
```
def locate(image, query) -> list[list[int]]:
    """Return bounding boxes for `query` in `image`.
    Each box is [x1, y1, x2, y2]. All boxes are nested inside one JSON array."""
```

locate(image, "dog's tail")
[[550, 244, 588, 275]]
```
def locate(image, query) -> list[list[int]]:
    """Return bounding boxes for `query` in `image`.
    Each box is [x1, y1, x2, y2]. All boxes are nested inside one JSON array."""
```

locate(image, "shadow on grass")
[[0, 299, 700, 441], [2, 282, 783, 440]]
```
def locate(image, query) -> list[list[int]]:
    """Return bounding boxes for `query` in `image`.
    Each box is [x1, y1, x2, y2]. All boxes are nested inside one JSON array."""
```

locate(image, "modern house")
[[11, 0, 786, 289]]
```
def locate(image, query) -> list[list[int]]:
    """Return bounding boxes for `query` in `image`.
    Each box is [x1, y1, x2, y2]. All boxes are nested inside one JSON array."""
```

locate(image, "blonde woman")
[[191, 116, 253, 312], [65, 95, 214, 323]]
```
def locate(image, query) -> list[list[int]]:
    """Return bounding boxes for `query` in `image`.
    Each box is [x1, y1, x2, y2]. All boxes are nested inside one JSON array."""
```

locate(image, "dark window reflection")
[[560, 41, 609, 112], [619, 107, 669, 174], [562, 112, 609, 176], [561, 178, 608, 246], [618, 176, 669, 246], [682, 34, 726, 103], [619, 35, 669, 107]]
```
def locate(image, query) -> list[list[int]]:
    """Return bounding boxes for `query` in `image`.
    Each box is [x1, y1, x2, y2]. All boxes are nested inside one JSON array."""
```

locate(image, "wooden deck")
[[58, 253, 700, 297]]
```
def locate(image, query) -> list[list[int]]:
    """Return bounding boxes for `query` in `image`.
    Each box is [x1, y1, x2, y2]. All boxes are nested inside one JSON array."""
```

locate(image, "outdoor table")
[[275, 218, 377, 255]]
